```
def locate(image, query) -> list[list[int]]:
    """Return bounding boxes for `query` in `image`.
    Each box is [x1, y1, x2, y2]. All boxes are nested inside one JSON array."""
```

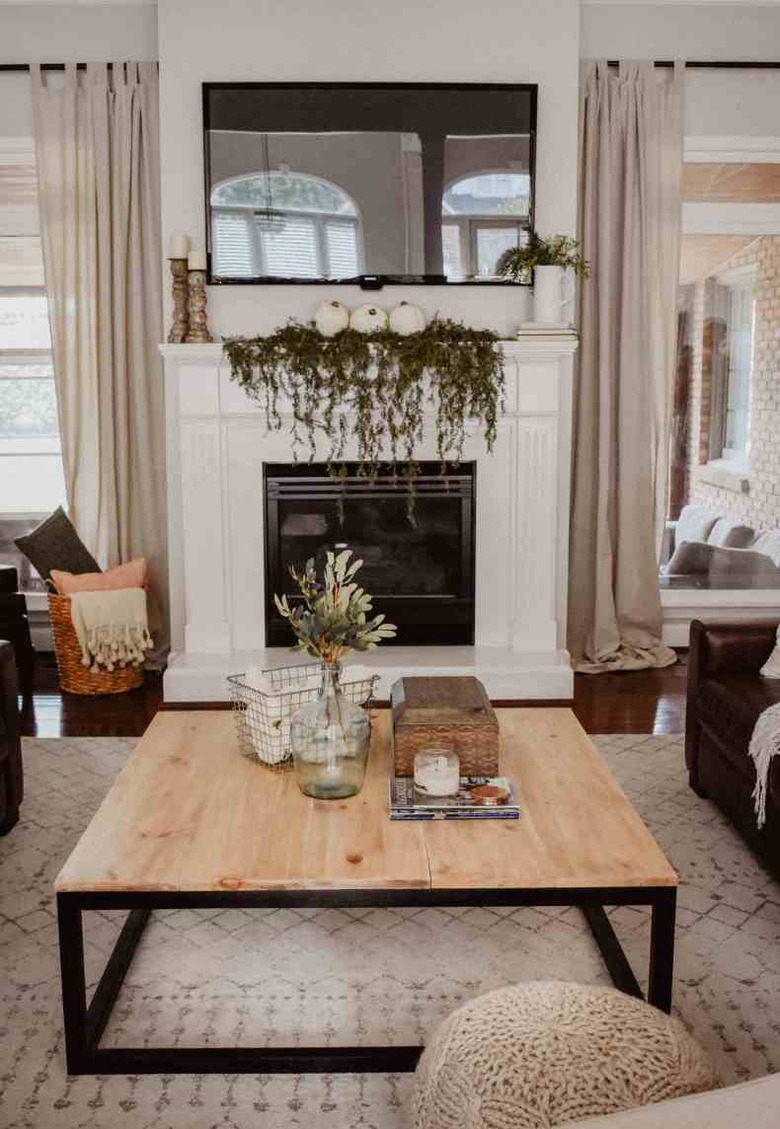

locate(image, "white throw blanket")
[[749, 701, 780, 828], [69, 588, 152, 672]]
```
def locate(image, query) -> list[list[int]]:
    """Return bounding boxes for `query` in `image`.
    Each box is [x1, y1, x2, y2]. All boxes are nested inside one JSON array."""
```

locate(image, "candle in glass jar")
[[414, 749, 460, 797]]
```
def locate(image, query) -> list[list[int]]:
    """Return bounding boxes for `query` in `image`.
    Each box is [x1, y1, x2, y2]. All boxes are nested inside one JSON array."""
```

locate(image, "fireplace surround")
[[160, 335, 577, 701], [264, 462, 476, 647]]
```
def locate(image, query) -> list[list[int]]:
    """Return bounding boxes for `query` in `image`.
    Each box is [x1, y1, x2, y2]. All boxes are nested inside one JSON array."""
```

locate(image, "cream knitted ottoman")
[[412, 981, 713, 1129]]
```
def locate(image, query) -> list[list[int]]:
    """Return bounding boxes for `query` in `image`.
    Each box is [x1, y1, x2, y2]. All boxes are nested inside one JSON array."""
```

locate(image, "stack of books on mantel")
[[517, 323, 575, 335], [389, 776, 521, 821]]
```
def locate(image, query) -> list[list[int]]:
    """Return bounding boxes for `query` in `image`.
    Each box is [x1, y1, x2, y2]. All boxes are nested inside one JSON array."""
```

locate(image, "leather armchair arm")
[[688, 619, 779, 678], [685, 619, 779, 787]]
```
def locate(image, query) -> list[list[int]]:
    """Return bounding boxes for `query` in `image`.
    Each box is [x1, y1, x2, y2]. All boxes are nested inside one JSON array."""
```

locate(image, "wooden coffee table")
[[55, 708, 678, 1075]]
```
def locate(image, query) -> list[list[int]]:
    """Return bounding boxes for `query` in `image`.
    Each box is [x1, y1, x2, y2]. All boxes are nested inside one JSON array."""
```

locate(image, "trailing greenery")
[[223, 318, 504, 518], [497, 233, 591, 282], [274, 548, 396, 664]]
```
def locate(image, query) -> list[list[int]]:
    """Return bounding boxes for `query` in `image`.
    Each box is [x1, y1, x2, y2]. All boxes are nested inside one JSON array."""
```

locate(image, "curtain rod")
[[1, 60, 779, 75], [1, 60, 780, 73], [605, 60, 780, 69], [0, 62, 155, 72]]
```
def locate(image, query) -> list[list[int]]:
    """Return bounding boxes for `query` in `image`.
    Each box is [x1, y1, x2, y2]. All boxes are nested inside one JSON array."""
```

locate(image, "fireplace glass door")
[[264, 462, 475, 646]]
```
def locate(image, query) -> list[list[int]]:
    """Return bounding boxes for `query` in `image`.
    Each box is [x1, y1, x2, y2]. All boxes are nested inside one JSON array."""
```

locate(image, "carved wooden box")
[[390, 676, 499, 778]]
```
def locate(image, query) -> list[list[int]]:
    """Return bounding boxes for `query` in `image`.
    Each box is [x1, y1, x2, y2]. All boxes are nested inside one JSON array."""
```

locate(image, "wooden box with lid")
[[390, 676, 500, 777]]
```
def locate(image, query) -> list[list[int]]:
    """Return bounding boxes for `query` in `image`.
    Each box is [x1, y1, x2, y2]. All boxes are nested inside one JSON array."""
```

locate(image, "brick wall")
[[687, 235, 780, 531]]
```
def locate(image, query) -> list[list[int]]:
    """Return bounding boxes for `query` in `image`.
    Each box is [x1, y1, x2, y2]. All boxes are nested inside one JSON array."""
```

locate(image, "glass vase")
[[290, 662, 371, 799]]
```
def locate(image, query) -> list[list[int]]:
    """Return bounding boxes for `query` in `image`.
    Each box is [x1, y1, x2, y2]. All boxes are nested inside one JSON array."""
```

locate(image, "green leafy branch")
[[274, 548, 397, 664], [497, 233, 591, 282], [223, 318, 505, 520]]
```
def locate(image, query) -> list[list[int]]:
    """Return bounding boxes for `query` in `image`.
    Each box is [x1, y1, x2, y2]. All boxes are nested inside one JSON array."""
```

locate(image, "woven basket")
[[48, 593, 144, 695]]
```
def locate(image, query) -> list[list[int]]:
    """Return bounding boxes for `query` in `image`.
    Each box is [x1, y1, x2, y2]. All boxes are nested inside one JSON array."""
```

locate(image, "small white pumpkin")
[[314, 299, 350, 337], [389, 301, 426, 336], [349, 304, 389, 334]]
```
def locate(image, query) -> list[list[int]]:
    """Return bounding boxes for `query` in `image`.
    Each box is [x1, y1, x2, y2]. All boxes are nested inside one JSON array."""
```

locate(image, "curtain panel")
[[31, 62, 168, 652], [568, 61, 683, 673]]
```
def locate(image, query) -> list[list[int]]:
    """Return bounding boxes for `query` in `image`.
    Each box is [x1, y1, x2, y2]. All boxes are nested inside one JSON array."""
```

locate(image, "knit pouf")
[[412, 981, 714, 1129]]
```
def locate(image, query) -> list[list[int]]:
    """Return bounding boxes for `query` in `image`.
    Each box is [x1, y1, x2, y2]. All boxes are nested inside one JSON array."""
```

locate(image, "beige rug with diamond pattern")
[[2, 732, 780, 1128]]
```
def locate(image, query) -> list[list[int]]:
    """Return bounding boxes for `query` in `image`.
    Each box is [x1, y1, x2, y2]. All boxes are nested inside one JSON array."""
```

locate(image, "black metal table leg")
[[57, 885, 678, 1074], [648, 888, 677, 1013], [57, 894, 89, 1073], [582, 903, 643, 1000]]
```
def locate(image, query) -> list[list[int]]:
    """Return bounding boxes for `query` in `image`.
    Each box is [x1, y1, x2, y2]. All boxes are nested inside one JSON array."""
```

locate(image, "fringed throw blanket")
[[749, 701, 780, 828], [69, 588, 152, 672]]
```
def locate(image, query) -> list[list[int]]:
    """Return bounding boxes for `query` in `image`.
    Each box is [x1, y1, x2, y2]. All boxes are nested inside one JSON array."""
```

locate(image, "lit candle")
[[414, 749, 460, 797], [187, 250, 207, 271], [168, 233, 190, 259]]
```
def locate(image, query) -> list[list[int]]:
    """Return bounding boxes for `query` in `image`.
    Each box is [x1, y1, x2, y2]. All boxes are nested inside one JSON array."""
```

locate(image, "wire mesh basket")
[[227, 662, 378, 767]]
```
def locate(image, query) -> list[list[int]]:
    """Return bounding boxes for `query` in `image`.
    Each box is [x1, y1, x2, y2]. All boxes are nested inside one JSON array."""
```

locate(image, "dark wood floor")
[[20, 651, 688, 739]]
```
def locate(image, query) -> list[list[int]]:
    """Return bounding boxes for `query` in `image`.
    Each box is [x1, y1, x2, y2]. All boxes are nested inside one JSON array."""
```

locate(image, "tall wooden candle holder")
[[167, 258, 189, 343], [185, 269, 213, 344]]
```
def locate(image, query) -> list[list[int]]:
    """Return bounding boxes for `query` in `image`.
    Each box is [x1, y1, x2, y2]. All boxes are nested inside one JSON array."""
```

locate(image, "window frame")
[[0, 285, 57, 456], [210, 172, 364, 281]]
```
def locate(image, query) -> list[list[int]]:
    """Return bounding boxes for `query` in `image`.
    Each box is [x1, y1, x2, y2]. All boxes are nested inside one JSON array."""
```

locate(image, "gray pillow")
[[707, 518, 754, 549], [752, 530, 780, 568], [14, 507, 100, 582], [664, 541, 712, 575], [675, 504, 719, 548]]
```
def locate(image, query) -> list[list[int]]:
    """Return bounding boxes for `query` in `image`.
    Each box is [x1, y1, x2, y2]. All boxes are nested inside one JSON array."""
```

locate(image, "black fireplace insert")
[[264, 462, 476, 647]]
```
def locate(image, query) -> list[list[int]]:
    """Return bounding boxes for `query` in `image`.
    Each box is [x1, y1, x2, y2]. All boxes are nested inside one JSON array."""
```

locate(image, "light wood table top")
[[55, 708, 677, 894]]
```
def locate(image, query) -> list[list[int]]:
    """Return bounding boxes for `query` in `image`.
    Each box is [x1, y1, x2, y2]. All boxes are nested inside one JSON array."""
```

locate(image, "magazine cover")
[[389, 776, 520, 821]]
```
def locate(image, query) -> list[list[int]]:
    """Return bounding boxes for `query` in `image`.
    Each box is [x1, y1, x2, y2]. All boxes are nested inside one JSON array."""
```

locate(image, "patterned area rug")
[[2, 733, 780, 1129]]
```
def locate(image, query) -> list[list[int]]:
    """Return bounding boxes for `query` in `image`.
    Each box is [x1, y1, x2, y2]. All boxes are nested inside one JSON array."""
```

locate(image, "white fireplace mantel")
[[160, 334, 577, 701]]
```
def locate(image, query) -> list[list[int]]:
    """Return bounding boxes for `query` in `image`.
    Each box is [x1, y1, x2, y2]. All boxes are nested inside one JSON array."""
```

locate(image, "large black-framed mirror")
[[203, 82, 537, 286]]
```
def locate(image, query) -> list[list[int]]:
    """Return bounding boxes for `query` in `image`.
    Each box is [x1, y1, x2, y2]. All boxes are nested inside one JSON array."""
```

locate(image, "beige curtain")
[[31, 62, 167, 653], [568, 61, 683, 673]]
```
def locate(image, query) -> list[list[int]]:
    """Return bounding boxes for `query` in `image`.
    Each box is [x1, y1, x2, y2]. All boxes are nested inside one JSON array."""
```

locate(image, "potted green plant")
[[497, 234, 590, 326], [274, 548, 396, 799]]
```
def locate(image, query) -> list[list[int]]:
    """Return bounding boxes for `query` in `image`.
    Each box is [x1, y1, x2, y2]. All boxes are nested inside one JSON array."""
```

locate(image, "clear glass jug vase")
[[290, 662, 371, 799]]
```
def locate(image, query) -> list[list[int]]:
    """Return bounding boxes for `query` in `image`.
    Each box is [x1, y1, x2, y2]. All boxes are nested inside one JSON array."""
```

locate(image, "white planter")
[[533, 265, 564, 325]]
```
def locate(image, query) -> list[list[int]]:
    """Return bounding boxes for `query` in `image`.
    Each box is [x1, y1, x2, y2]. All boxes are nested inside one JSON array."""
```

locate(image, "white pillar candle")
[[187, 250, 208, 271], [168, 233, 190, 259], [414, 750, 460, 797]]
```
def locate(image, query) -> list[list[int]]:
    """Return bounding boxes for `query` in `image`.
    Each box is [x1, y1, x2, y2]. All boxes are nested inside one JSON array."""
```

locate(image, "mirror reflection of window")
[[211, 172, 363, 280], [441, 172, 530, 280]]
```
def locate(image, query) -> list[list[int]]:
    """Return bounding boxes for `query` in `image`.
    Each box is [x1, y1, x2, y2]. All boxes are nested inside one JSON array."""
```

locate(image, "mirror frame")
[[202, 81, 537, 288]]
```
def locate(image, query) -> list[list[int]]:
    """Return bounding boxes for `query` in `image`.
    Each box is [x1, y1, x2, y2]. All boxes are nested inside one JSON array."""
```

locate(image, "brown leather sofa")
[[686, 619, 780, 877], [0, 640, 23, 834]]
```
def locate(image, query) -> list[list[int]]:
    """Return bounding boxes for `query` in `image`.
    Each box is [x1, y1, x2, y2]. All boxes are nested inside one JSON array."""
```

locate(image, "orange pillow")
[[51, 557, 148, 595]]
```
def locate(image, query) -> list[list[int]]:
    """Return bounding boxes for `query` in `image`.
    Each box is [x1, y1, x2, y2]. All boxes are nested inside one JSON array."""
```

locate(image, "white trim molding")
[[684, 136, 780, 164], [662, 587, 780, 648], [159, 335, 578, 702], [682, 202, 780, 235], [692, 460, 750, 494]]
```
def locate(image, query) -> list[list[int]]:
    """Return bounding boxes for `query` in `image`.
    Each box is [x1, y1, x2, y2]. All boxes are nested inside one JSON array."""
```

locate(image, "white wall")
[[158, 0, 579, 339], [580, 4, 780, 62], [0, 3, 158, 63], [0, 3, 158, 137], [580, 6, 780, 142]]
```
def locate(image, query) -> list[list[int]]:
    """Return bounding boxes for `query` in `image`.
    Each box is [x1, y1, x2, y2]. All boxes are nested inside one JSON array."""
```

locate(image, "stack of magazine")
[[389, 776, 520, 821]]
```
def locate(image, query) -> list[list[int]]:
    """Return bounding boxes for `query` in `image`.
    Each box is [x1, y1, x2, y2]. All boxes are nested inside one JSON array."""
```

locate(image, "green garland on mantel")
[[223, 318, 505, 519]]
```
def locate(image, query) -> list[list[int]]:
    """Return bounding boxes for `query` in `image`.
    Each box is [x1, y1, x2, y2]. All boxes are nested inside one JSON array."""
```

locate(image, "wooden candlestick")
[[185, 269, 213, 344], [167, 258, 189, 343]]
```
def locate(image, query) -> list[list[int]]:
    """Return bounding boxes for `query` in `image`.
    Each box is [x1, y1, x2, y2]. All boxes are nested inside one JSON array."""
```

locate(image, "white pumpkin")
[[314, 299, 350, 337], [349, 304, 389, 334], [389, 301, 426, 336]]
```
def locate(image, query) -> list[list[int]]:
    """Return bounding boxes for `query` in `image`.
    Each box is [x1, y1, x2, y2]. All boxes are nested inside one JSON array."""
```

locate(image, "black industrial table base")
[[57, 885, 676, 1075]]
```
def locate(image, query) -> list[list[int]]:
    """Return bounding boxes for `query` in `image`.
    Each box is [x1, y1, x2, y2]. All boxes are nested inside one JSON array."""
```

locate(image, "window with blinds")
[[210, 172, 362, 280], [0, 137, 65, 582], [441, 172, 530, 280]]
